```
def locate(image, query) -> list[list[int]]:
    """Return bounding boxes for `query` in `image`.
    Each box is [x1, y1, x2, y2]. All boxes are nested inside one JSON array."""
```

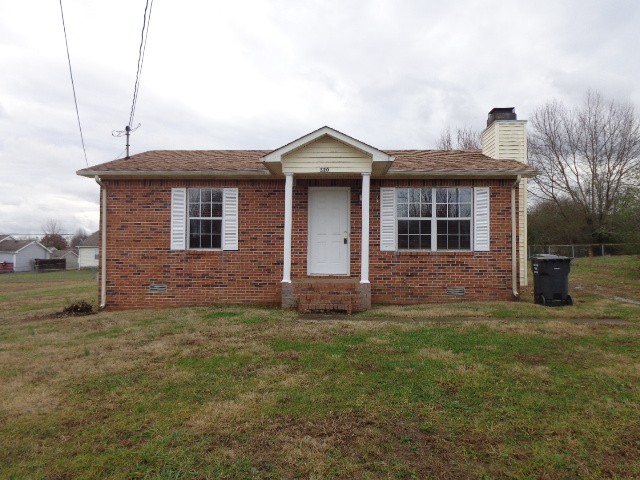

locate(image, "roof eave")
[[77, 169, 273, 179], [381, 169, 539, 179]]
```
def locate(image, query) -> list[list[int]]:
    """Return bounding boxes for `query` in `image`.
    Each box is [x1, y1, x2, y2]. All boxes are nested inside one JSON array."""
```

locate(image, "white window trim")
[[170, 187, 238, 251], [382, 187, 489, 253]]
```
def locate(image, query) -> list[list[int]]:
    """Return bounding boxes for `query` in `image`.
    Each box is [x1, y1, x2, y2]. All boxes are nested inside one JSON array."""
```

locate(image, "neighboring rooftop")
[[79, 231, 99, 248], [50, 249, 78, 258], [0, 239, 41, 253]]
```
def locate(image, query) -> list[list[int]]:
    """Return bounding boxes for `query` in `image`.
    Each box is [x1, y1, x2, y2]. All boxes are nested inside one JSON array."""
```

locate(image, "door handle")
[[344, 231, 348, 244]]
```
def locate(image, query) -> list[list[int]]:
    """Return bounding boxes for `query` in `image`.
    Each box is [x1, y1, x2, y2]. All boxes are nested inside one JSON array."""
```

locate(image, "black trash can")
[[531, 255, 573, 306]]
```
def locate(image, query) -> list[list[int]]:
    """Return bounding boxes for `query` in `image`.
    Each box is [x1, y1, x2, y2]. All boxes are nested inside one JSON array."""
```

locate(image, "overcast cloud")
[[1, 0, 639, 235]]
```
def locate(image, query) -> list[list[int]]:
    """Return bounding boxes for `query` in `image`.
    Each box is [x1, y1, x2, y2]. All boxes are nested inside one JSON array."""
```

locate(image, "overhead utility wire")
[[59, 0, 88, 167], [128, 0, 154, 128]]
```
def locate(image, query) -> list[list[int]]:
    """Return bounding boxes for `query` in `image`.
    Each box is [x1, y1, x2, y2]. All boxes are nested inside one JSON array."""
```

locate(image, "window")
[[395, 187, 472, 251], [170, 187, 238, 251], [188, 188, 222, 249]]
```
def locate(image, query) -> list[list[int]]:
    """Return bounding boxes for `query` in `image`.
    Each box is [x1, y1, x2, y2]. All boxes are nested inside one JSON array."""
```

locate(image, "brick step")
[[298, 292, 353, 314]]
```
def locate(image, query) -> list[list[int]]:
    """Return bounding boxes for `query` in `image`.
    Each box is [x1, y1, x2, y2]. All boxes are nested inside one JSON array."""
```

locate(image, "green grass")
[[0, 263, 639, 478]]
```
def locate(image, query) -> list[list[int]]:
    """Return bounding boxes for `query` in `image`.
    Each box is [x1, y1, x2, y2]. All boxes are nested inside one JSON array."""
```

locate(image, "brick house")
[[77, 108, 537, 312]]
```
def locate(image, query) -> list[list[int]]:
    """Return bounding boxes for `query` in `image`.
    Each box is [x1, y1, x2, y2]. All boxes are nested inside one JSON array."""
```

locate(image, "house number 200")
[[319, 167, 330, 172]]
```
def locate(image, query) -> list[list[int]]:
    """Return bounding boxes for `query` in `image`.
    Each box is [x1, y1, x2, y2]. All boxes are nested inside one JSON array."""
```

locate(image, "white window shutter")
[[473, 187, 490, 251], [170, 188, 187, 250], [223, 188, 239, 250], [380, 187, 396, 251]]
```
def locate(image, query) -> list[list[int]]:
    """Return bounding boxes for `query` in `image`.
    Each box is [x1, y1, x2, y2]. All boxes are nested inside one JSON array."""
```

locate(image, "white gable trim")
[[263, 126, 392, 164]]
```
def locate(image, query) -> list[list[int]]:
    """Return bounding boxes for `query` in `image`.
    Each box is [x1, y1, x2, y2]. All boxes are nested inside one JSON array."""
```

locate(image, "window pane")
[[420, 204, 432, 217], [211, 190, 222, 202], [420, 220, 430, 235], [437, 234, 447, 249], [460, 220, 471, 235], [447, 189, 458, 203], [211, 203, 222, 217], [436, 189, 447, 203], [202, 189, 212, 202], [408, 235, 420, 249], [189, 189, 200, 204], [398, 220, 408, 235], [448, 220, 460, 235], [189, 203, 199, 217], [200, 220, 212, 234], [201, 203, 211, 217], [421, 189, 432, 203], [460, 235, 471, 250], [460, 188, 472, 203], [420, 234, 431, 249], [189, 219, 200, 235], [436, 204, 447, 218], [189, 234, 200, 248], [408, 204, 420, 217], [460, 204, 471, 217], [409, 221, 420, 234], [448, 204, 459, 217], [409, 189, 421, 203], [397, 189, 408, 202], [397, 203, 408, 217], [200, 235, 212, 249], [212, 234, 222, 249], [398, 235, 409, 249]]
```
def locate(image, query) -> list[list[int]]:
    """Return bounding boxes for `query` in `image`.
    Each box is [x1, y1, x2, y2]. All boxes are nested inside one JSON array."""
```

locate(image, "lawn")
[[0, 259, 639, 478]]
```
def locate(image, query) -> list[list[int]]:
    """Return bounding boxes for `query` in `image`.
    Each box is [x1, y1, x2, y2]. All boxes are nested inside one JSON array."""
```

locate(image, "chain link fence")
[[529, 243, 640, 258]]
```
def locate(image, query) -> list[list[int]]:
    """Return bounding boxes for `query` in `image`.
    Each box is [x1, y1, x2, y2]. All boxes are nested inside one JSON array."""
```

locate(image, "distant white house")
[[78, 231, 99, 269], [0, 239, 51, 272], [50, 249, 80, 270]]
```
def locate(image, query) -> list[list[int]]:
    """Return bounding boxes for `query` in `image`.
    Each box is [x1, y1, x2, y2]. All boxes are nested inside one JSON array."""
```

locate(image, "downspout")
[[511, 175, 521, 299], [94, 175, 107, 309]]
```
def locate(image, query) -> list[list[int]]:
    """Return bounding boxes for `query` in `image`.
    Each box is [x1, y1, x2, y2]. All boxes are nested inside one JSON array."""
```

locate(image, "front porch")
[[261, 127, 391, 312]]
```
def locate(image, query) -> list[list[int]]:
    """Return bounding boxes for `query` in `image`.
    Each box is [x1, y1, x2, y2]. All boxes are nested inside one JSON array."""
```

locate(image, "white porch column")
[[360, 172, 370, 284], [282, 173, 293, 283]]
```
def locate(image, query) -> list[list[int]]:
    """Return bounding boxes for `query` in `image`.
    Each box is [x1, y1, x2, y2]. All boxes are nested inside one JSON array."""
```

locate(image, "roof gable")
[[263, 126, 392, 164]]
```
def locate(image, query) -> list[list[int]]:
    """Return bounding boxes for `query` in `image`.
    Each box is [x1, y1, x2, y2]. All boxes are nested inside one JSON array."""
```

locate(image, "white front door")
[[308, 188, 350, 275]]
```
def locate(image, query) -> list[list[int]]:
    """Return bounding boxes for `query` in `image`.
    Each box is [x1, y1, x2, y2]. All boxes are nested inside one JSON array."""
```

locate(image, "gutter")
[[511, 175, 521, 299], [94, 175, 107, 309]]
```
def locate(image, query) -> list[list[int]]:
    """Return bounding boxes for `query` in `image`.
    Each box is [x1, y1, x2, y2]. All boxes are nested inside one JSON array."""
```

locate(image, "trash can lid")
[[531, 254, 572, 261]]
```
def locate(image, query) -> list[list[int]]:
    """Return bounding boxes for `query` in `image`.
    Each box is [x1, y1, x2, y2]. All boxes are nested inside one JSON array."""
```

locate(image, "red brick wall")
[[101, 179, 284, 309], [99, 178, 519, 309], [369, 179, 518, 303]]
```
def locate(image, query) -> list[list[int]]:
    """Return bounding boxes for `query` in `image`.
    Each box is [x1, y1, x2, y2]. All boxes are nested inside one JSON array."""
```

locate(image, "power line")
[[129, 0, 154, 128], [59, 0, 89, 168]]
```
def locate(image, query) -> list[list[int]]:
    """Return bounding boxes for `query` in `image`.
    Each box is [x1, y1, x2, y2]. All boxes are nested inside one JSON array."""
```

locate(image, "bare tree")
[[41, 218, 68, 250], [529, 91, 640, 241], [42, 218, 64, 236], [70, 228, 88, 248], [436, 125, 480, 150]]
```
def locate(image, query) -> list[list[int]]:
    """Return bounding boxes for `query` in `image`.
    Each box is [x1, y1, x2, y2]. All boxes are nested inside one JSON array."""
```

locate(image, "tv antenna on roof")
[[112, 124, 140, 158]]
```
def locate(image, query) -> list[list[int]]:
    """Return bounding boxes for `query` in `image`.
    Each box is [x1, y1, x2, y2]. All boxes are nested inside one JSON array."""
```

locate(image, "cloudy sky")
[[1, 0, 639, 235]]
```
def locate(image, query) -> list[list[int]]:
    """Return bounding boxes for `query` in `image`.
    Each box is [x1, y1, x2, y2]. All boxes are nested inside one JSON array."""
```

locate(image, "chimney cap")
[[487, 107, 517, 126]]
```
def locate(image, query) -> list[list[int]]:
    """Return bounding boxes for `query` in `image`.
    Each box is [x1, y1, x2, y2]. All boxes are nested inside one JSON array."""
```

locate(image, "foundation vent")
[[447, 287, 465, 296], [149, 283, 167, 293]]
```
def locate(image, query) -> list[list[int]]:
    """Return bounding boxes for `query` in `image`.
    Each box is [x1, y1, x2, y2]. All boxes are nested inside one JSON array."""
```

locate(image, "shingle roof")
[[79, 231, 99, 248], [0, 239, 36, 253], [77, 149, 537, 178], [50, 249, 78, 258], [385, 149, 534, 175]]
